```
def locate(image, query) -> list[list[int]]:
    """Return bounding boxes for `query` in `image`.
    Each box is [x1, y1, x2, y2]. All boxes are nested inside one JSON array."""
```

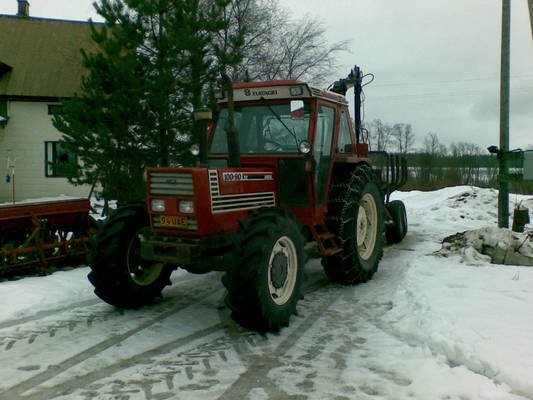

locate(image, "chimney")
[[17, 0, 30, 17]]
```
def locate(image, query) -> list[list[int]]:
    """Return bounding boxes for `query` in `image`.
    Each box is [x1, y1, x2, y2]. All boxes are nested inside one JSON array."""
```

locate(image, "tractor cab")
[[205, 80, 371, 227]]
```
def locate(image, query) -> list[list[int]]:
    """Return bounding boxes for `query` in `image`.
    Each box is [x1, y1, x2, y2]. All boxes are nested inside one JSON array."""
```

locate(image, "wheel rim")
[[357, 193, 378, 261], [126, 228, 164, 286], [401, 207, 407, 236], [267, 236, 298, 306]]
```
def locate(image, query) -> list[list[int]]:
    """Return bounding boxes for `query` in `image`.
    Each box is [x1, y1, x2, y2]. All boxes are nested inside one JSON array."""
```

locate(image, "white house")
[[0, 0, 99, 203]]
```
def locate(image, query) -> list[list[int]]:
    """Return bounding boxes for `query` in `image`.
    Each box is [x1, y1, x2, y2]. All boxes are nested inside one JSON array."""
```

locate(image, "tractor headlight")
[[298, 140, 312, 154], [151, 199, 166, 212], [179, 200, 194, 214]]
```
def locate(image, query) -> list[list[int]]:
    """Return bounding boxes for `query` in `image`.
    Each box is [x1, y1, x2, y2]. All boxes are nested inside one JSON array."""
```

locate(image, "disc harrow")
[[0, 199, 97, 278]]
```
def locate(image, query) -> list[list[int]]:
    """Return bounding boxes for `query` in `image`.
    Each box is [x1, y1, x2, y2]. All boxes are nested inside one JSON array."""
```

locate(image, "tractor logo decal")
[[209, 170, 275, 213], [244, 88, 278, 97]]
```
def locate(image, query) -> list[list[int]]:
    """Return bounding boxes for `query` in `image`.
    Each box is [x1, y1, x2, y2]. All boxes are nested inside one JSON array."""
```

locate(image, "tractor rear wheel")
[[322, 165, 385, 284], [222, 208, 305, 332], [87, 203, 173, 308], [385, 200, 408, 244]]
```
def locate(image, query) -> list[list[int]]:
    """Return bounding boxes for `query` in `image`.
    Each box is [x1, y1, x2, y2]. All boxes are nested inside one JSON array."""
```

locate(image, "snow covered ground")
[[0, 186, 532, 400]]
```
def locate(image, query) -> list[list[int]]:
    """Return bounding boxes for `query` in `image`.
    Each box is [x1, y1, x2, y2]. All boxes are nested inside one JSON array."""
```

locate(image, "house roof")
[[0, 15, 101, 99]]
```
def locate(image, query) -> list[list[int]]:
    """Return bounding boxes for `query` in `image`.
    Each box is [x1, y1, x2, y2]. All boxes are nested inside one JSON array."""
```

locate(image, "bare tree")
[[214, 0, 282, 80], [450, 141, 482, 157], [366, 119, 392, 152], [263, 17, 349, 85], [215, 0, 348, 86], [424, 132, 447, 155], [393, 123, 415, 154]]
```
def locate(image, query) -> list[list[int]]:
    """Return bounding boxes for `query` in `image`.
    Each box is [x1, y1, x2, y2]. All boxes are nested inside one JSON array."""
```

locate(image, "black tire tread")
[[385, 200, 408, 244], [322, 165, 385, 285], [222, 208, 305, 332], [87, 204, 172, 309]]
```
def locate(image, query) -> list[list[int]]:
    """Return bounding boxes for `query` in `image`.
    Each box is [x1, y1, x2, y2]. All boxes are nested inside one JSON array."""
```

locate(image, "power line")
[[368, 86, 533, 100], [371, 73, 533, 88]]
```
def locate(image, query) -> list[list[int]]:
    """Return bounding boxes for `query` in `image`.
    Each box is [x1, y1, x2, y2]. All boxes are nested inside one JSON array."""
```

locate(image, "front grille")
[[149, 172, 194, 196], [212, 192, 276, 212]]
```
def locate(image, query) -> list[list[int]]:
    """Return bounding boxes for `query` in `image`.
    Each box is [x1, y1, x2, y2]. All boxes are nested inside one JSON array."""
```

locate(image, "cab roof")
[[217, 80, 348, 105]]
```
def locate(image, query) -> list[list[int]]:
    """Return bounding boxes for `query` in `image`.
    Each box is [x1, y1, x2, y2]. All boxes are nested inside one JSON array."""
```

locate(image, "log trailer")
[[88, 66, 408, 332]]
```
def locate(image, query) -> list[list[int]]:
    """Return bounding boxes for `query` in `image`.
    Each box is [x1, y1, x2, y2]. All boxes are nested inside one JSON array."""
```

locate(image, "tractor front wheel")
[[87, 203, 173, 308], [222, 208, 305, 332]]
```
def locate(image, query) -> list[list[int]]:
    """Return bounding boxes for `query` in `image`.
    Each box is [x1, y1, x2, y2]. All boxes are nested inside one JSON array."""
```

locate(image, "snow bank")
[[388, 186, 533, 398], [0, 268, 94, 322]]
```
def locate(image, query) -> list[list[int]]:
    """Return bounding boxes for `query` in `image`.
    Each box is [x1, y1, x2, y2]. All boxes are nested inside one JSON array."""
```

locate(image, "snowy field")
[[0, 186, 532, 400]]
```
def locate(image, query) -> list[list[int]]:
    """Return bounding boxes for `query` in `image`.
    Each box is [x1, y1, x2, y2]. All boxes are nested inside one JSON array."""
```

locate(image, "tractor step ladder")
[[310, 224, 343, 256]]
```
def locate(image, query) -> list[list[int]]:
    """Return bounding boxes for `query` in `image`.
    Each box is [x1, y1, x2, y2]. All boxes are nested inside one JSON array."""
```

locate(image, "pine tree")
[[54, 0, 237, 204]]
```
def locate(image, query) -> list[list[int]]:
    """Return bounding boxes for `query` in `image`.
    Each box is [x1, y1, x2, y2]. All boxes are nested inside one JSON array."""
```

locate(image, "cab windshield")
[[210, 101, 311, 154]]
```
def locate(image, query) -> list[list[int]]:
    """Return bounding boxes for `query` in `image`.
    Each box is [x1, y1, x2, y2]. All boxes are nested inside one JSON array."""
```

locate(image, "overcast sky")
[[1, 0, 532, 151]]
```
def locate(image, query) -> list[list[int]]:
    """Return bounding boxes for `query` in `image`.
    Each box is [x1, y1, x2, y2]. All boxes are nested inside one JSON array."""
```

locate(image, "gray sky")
[[1, 0, 532, 151]]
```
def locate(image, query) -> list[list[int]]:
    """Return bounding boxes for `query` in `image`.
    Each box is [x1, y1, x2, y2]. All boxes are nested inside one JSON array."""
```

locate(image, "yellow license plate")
[[160, 215, 188, 229]]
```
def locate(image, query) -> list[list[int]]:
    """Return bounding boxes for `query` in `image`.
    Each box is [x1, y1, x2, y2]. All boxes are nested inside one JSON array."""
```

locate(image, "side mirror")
[[193, 107, 212, 166]]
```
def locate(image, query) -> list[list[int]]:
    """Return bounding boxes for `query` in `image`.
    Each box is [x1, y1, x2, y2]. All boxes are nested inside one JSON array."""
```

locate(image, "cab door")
[[313, 103, 336, 208]]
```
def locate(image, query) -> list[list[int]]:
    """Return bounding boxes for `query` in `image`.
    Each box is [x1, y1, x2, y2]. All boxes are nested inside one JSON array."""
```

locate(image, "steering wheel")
[[263, 139, 283, 151]]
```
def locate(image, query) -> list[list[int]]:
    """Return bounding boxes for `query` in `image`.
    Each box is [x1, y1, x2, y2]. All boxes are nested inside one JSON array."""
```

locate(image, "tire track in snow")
[[0, 299, 101, 330], [0, 273, 218, 351], [11, 323, 226, 400], [0, 270, 214, 331], [86, 275, 339, 400], [4, 268, 334, 400], [0, 277, 223, 400], [217, 281, 348, 400], [211, 245, 415, 399]]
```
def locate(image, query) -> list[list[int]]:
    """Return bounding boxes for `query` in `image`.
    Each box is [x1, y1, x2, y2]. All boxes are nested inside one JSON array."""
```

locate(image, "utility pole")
[[527, 0, 533, 39], [498, 0, 511, 228]]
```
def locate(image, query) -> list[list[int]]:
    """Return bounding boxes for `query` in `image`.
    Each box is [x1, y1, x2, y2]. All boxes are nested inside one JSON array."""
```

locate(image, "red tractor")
[[87, 66, 407, 332]]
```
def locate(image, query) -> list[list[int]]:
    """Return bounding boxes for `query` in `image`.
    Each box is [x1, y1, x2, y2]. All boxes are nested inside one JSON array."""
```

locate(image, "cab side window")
[[337, 110, 353, 153]]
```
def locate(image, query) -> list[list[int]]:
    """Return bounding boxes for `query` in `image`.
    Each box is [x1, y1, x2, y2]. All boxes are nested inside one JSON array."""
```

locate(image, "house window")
[[0, 100, 8, 127], [47, 104, 64, 115], [45, 141, 77, 177]]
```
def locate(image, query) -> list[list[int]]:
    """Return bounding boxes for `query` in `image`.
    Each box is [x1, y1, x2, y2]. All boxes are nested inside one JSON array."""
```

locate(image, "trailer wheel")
[[323, 165, 385, 284], [87, 203, 173, 308], [385, 200, 408, 244], [222, 208, 305, 332]]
